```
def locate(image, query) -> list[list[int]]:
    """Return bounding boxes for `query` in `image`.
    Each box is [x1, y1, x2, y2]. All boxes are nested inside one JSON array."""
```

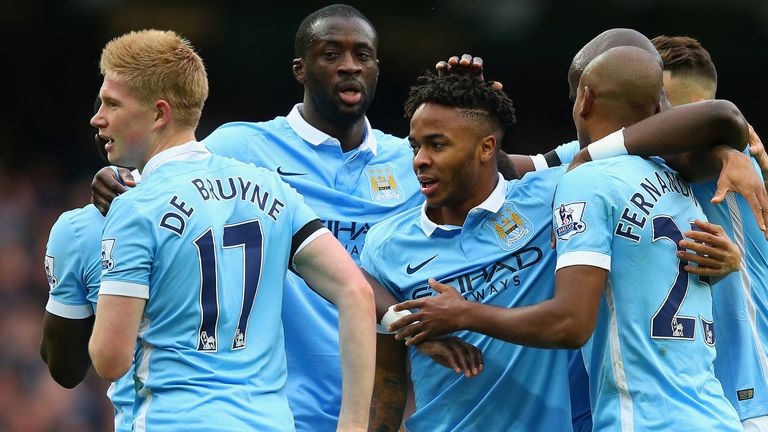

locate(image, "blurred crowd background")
[[1, 0, 766, 430]]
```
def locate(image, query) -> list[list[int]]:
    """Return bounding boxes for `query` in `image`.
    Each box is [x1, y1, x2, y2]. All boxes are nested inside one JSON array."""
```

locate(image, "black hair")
[[294, 4, 377, 59], [497, 150, 519, 180], [404, 72, 516, 136]]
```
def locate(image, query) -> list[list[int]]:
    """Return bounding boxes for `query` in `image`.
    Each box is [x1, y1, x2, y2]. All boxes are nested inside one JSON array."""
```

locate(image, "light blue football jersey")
[[556, 139, 768, 421], [568, 349, 593, 432], [362, 170, 573, 432], [203, 104, 422, 431], [554, 155, 742, 431], [44, 204, 135, 432], [693, 157, 768, 421], [100, 142, 323, 431]]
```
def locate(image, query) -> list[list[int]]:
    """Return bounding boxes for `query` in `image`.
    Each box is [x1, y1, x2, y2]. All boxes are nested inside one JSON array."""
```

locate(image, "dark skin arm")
[[369, 334, 407, 432], [568, 100, 748, 175], [567, 100, 768, 235], [40, 313, 94, 388], [390, 267, 606, 348]]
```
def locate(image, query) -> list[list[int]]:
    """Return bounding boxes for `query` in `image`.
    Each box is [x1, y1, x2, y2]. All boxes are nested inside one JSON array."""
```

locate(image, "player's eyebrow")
[[408, 133, 447, 142]]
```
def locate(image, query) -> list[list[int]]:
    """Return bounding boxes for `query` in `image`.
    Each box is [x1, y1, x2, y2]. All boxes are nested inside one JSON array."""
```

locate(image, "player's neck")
[[299, 104, 366, 153], [588, 120, 630, 144], [137, 128, 197, 173], [427, 173, 498, 227]]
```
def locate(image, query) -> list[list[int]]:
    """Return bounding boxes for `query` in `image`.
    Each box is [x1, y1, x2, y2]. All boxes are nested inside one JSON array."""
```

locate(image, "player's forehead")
[[411, 103, 460, 128], [308, 16, 376, 48], [410, 103, 478, 140], [99, 76, 129, 100]]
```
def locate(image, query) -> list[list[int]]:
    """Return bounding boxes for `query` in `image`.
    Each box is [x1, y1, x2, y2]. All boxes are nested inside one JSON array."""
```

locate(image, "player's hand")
[[389, 279, 467, 345], [415, 336, 483, 378], [91, 166, 136, 215], [711, 147, 768, 239], [678, 219, 740, 276], [435, 54, 503, 90], [566, 148, 592, 173], [748, 124, 768, 192]]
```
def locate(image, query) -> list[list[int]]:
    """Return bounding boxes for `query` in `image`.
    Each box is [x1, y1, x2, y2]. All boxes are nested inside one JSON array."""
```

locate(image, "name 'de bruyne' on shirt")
[[159, 176, 286, 236]]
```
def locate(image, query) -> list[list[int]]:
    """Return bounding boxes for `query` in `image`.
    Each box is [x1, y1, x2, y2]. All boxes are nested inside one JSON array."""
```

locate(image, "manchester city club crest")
[[366, 164, 401, 202], [486, 205, 532, 250], [554, 202, 587, 240]]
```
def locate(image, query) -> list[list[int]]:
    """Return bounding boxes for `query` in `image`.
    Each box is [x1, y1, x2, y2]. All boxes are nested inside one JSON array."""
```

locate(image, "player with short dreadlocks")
[[361, 72, 574, 431]]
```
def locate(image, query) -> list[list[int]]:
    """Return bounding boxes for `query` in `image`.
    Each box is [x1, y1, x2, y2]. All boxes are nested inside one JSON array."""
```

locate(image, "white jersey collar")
[[286, 103, 378, 155], [141, 141, 211, 181], [420, 173, 507, 236]]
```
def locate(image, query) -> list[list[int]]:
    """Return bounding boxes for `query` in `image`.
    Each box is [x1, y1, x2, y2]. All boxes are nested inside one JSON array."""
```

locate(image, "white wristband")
[[586, 128, 627, 161], [531, 154, 549, 171], [377, 305, 413, 334]]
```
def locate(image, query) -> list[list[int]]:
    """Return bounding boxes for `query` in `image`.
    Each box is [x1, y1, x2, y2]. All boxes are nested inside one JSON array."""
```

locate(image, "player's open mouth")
[[338, 81, 362, 105], [418, 176, 438, 195], [98, 134, 114, 151]]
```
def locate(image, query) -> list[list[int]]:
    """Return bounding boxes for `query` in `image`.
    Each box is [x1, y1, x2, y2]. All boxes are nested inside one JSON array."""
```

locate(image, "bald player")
[[653, 34, 768, 431], [525, 28, 764, 431]]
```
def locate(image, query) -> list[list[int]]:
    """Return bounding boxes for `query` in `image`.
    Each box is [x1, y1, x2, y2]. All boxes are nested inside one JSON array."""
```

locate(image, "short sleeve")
[[554, 140, 581, 165], [44, 213, 94, 319], [553, 165, 616, 271], [283, 182, 321, 236], [100, 198, 154, 299]]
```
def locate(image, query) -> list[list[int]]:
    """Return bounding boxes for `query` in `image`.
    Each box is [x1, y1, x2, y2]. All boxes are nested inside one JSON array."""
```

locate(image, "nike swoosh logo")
[[276, 166, 306, 176], [406, 254, 438, 275]]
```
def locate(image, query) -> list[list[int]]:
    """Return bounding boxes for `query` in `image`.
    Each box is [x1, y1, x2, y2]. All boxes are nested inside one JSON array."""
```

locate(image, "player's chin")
[[423, 193, 445, 209]]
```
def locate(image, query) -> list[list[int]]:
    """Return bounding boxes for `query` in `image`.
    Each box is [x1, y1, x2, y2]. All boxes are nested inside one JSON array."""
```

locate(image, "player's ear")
[[479, 135, 496, 163], [578, 86, 593, 119], [153, 99, 172, 128], [292, 58, 306, 84]]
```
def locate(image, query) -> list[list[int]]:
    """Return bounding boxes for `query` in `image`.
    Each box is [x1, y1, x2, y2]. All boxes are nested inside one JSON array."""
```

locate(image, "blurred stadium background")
[[1, 1, 766, 430]]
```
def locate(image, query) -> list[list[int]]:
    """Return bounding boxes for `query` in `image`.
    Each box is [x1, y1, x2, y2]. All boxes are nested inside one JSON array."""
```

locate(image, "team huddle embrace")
[[40, 4, 768, 432]]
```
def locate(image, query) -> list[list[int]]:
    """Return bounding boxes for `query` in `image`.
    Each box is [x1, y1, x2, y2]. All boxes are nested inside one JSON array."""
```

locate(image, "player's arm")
[[564, 100, 748, 172], [392, 166, 612, 347], [89, 294, 145, 381], [40, 213, 98, 388], [389, 270, 605, 348], [41, 313, 94, 388], [568, 101, 768, 233], [360, 269, 408, 432], [89, 198, 150, 381], [294, 232, 375, 431]]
